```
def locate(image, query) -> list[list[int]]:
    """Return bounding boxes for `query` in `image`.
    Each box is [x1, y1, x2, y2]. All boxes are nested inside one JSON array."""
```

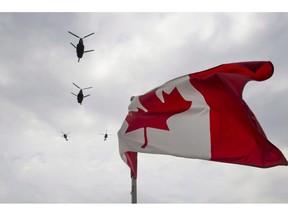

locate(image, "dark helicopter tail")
[[78, 58, 80, 62]]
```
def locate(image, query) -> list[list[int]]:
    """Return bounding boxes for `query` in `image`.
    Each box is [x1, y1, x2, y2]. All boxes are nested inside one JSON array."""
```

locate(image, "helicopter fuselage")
[[62, 132, 69, 141], [76, 39, 84, 58], [77, 90, 84, 104], [63, 134, 68, 141]]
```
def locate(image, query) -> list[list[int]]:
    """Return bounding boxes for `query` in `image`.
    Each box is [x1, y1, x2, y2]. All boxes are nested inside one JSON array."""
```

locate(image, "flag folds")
[[118, 61, 288, 178]]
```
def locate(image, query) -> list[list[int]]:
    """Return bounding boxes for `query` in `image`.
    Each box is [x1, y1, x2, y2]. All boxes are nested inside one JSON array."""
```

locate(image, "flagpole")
[[129, 97, 137, 203], [131, 176, 137, 203]]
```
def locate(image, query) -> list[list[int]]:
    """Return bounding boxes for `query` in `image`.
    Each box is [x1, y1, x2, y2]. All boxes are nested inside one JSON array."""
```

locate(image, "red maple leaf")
[[125, 87, 192, 148]]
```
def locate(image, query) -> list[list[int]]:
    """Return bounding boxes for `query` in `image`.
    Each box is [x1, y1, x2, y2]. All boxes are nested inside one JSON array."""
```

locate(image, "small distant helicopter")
[[61, 131, 70, 141], [71, 83, 93, 105], [68, 31, 94, 62], [100, 130, 112, 141]]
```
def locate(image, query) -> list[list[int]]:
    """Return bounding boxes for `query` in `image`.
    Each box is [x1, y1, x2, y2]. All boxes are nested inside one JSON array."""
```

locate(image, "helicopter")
[[68, 31, 95, 62], [100, 130, 112, 141], [61, 131, 70, 141], [71, 83, 93, 105]]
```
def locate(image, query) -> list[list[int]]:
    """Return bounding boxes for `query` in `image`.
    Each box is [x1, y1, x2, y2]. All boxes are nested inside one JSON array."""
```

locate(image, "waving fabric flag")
[[118, 61, 288, 178]]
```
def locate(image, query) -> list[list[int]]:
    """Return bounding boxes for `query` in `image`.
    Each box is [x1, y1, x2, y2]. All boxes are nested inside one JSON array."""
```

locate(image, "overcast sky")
[[1, 11, 288, 206]]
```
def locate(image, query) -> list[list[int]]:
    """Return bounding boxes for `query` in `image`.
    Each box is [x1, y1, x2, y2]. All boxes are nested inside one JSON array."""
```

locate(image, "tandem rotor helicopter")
[[71, 83, 93, 105], [68, 31, 94, 62]]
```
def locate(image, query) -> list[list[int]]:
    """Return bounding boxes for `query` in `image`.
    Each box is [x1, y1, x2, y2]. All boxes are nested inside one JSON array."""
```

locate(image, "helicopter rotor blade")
[[84, 94, 90, 98], [70, 43, 77, 48], [72, 83, 81, 89], [71, 92, 77, 97], [83, 32, 95, 38], [61, 131, 71, 135], [82, 87, 93, 90], [84, 49, 94, 53], [68, 31, 80, 38]]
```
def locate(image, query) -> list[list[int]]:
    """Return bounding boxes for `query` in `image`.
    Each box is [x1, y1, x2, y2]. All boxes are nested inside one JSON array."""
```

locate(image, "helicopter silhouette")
[[61, 131, 70, 141], [68, 31, 94, 62], [100, 130, 112, 141], [71, 83, 93, 105]]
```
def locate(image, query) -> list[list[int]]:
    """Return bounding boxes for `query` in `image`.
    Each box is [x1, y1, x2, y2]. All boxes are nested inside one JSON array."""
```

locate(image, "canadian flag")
[[118, 61, 288, 178]]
